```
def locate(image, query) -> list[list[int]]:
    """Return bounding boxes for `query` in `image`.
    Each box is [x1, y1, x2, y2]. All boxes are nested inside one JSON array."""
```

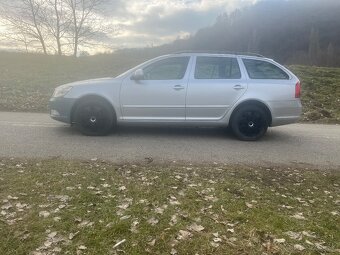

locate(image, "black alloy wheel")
[[74, 100, 115, 136], [231, 105, 269, 141]]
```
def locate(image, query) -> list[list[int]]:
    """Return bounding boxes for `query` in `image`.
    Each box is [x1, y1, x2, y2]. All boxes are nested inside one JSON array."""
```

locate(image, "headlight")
[[53, 86, 73, 98]]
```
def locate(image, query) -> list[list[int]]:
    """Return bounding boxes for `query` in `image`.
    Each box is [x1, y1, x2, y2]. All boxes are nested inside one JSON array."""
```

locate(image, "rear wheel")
[[73, 99, 115, 136], [231, 105, 269, 141]]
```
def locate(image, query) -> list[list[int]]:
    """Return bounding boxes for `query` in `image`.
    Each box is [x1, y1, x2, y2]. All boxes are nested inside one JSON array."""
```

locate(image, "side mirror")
[[131, 69, 144, 80]]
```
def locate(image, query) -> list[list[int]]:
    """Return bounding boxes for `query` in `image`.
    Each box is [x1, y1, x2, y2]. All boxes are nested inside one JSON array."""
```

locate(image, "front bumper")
[[49, 97, 76, 124]]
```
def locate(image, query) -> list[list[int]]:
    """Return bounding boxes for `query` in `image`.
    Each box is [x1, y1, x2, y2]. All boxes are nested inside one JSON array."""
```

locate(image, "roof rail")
[[173, 50, 264, 58]]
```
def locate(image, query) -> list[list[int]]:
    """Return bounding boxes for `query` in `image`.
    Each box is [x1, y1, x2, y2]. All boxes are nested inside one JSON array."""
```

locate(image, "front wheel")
[[73, 99, 115, 136], [230, 105, 269, 141]]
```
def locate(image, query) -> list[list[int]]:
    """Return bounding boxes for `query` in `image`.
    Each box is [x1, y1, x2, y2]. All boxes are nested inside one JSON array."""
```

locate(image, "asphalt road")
[[0, 112, 339, 167]]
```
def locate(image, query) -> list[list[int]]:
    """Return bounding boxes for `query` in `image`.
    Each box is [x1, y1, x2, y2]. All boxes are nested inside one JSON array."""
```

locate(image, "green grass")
[[290, 65, 340, 124], [0, 158, 339, 254], [0, 52, 339, 123]]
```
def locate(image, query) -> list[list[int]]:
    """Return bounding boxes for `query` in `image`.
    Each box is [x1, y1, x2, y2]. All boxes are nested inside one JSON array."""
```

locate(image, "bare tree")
[[327, 42, 335, 67], [65, 0, 106, 56], [308, 27, 320, 65], [0, 0, 48, 54], [40, 0, 70, 55], [0, 0, 114, 55]]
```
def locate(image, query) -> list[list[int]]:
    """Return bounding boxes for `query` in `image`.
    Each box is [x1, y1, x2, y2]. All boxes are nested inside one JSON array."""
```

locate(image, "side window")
[[142, 57, 190, 80], [195, 57, 241, 79], [243, 59, 289, 80]]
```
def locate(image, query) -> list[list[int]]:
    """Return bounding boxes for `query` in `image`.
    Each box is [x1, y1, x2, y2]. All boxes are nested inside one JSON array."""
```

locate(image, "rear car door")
[[186, 56, 248, 121]]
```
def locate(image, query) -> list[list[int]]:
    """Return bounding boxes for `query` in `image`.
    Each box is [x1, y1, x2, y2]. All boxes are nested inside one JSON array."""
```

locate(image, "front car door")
[[120, 56, 191, 121], [186, 55, 248, 121]]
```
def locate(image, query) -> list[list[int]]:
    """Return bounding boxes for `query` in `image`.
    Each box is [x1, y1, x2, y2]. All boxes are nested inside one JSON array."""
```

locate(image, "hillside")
[[0, 52, 339, 123], [120, 0, 340, 67]]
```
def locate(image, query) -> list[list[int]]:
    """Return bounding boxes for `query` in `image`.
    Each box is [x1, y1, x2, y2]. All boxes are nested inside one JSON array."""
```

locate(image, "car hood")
[[63, 77, 118, 87]]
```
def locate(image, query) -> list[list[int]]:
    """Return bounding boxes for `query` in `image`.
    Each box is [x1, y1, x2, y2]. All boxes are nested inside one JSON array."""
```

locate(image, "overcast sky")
[[103, 0, 259, 49], [0, 0, 260, 52]]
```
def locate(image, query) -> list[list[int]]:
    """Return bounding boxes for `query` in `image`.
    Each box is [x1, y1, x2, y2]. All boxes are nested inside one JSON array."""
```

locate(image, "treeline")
[[119, 0, 340, 67]]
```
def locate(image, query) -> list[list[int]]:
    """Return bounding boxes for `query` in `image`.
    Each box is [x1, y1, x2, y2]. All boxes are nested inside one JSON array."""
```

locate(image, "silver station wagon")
[[49, 52, 302, 141]]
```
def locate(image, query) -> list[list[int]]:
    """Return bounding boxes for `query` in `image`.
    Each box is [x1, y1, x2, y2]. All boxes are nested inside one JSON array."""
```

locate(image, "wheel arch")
[[229, 99, 272, 126], [70, 94, 117, 124]]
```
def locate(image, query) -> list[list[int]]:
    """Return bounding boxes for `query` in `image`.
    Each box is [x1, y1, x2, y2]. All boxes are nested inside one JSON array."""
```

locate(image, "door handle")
[[233, 85, 245, 90], [173, 85, 185, 91]]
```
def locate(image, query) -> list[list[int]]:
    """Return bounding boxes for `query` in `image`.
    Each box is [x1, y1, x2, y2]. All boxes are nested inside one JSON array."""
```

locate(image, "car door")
[[120, 56, 191, 121], [186, 56, 248, 121]]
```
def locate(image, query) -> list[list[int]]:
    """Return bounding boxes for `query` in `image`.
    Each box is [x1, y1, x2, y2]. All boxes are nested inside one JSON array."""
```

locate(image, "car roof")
[[173, 51, 265, 58], [168, 51, 271, 60]]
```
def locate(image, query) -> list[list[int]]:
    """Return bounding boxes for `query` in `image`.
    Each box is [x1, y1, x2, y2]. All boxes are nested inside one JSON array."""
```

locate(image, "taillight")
[[295, 81, 301, 98]]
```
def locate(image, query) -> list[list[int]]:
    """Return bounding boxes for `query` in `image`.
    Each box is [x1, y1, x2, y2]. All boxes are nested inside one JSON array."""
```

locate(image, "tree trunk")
[[28, 0, 47, 54], [54, 0, 62, 55], [71, 0, 78, 57]]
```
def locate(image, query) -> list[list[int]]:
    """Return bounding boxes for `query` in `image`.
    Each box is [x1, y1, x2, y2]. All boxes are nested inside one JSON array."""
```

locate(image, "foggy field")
[[0, 52, 339, 123]]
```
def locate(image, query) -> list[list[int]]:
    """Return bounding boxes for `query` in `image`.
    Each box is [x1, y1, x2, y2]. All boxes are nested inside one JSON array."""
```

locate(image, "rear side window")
[[243, 59, 289, 80], [195, 57, 241, 79], [143, 57, 190, 80]]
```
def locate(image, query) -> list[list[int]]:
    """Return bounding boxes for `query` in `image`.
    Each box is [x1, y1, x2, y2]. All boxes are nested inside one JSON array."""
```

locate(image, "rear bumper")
[[268, 99, 302, 126], [271, 116, 301, 126], [49, 97, 76, 124]]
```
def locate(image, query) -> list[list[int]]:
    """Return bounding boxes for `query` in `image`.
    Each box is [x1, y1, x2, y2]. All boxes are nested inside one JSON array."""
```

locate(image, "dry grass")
[[0, 158, 339, 254]]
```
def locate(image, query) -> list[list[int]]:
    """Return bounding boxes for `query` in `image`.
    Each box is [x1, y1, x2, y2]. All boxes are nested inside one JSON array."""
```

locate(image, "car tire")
[[73, 99, 115, 136], [231, 105, 269, 141]]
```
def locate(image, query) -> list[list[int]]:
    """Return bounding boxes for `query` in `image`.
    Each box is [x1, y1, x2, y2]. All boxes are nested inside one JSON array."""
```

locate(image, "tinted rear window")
[[243, 59, 289, 80], [195, 57, 241, 79]]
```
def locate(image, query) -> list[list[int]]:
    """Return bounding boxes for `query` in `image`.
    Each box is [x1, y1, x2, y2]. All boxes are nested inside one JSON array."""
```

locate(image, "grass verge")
[[0, 158, 339, 254]]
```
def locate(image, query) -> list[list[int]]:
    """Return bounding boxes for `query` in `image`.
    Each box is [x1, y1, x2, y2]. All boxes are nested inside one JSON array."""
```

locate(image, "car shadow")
[[53, 124, 293, 142]]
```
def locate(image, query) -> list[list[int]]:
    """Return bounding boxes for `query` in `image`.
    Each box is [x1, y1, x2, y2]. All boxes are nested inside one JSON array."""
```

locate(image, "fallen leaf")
[[130, 220, 139, 233], [69, 231, 79, 240], [117, 202, 130, 210], [169, 196, 181, 205], [291, 213, 306, 220], [147, 217, 159, 226], [48, 232, 57, 239], [113, 239, 126, 249], [210, 241, 220, 248], [169, 214, 178, 226], [39, 211, 50, 218], [274, 238, 286, 244], [302, 231, 316, 238], [1, 204, 13, 210], [44, 241, 52, 247], [148, 239, 156, 246], [246, 202, 253, 208], [118, 186, 127, 191], [170, 248, 178, 255], [155, 207, 164, 214], [285, 231, 302, 240], [78, 245, 87, 250], [53, 217, 61, 222], [188, 223, 205, 232], [213, 237, 222, 243], [177, 230, 192, 240], [294, 244, 305, 251]]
